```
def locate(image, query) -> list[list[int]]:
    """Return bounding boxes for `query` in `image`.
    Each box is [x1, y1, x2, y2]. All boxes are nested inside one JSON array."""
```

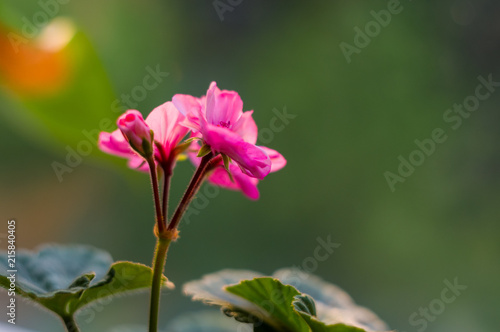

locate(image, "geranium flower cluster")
[[98, 82, 286, 200], [99, 82, 287, 331]]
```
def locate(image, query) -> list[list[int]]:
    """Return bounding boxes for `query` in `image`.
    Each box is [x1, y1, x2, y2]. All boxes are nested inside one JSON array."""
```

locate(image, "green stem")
[[161, 162, 172, 222], [62, 315, 80, 332], [148, 238, 171, 332], [167, 152, 214, 231], [147, 156, 168, 332], [148, 152, 213, 331], [148, 159, 165, 234]]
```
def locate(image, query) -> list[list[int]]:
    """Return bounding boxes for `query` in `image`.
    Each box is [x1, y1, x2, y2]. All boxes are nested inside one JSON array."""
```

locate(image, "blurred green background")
[[0, 1, 499, 331]]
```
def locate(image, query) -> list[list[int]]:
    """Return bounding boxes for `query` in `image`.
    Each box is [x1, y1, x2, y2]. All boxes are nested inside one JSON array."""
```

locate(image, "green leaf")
[[184, 269, 263, 306], [171, 137, 202, 161], [182, 137, 202, 145], [225, 278, 310, 332], [74, 261, 173, 314], [184, 269, 391, 332], [292, 296, 365, 332], [0, 245, 172, 319], [221, 153, 234, 182], [293, 294, 317, 317], [273, 268, 390, 332], [197, 143, 212, 157], [184, 270, 345, 331], [222, 306, 255, 323], [221, 153, 230, 171], [221, 307, 278, 331]]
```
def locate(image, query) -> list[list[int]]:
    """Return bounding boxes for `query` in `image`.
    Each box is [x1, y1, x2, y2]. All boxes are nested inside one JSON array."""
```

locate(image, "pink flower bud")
[[117, 110, 153, 158]]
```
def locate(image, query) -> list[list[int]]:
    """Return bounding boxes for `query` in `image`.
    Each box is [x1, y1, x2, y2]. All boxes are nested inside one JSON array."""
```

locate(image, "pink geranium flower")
[[187, 135, 286, 200], [98, 102, 189, 171], [203, 146, 286, 200], [173, 82, 273, 179], [180, 82, 287, 199]]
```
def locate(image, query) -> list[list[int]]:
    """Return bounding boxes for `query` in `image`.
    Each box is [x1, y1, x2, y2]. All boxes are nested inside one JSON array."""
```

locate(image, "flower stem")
[[161, 163, 172, 222], [148, 237, 171, 332], [148, 152, 213, 332], [167, 152, 214, 231], [148, 159, 165, 234], [62, 315, 80, 332]]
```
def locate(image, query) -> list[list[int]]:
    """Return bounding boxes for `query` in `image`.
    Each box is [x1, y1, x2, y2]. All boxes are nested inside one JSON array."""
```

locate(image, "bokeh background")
[[0, 1, 499, 331]]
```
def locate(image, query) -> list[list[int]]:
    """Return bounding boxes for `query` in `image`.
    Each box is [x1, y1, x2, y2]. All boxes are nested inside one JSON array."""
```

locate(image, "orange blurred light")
[[0, 18, 75, 97]]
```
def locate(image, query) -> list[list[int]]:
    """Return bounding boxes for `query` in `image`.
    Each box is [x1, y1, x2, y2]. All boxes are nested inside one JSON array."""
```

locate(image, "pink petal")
[[127, 155, 149, 173], [231, 165, 260, 200], [208, 165, 260, 200], [172, 94, 204, 131], [98, 130, 133, 158], [205, 81, 243, 128], [208, 167, 240, 190], [202, 124, 271, 179], [260, 147, 287, 172], [99, 130, 149, 172], [145, 101, 189, 160], [232, 111, 258, 144]]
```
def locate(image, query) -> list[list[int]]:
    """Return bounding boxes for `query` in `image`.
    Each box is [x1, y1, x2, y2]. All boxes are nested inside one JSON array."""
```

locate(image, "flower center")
[[218, 120, 231, 129]]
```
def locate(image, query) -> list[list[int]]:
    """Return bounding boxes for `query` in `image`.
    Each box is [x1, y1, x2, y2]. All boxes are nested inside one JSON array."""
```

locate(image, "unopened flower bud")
[[117, 110, 154, 158]]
